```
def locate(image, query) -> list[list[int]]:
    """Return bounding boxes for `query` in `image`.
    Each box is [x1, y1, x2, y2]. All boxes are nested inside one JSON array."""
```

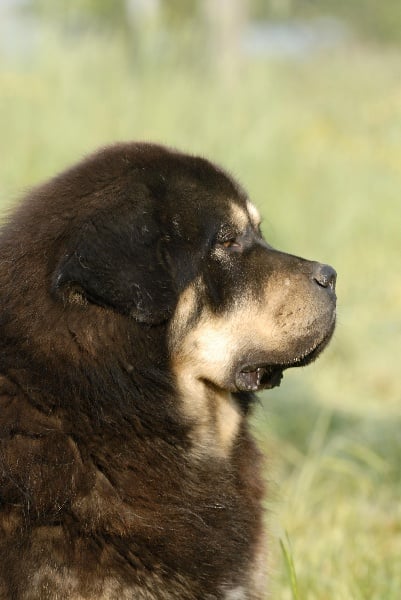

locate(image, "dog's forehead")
[[229, 200, 261, 229]]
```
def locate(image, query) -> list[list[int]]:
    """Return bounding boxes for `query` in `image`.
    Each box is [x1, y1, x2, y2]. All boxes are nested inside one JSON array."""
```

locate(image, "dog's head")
[[47, 143, 336, 397]]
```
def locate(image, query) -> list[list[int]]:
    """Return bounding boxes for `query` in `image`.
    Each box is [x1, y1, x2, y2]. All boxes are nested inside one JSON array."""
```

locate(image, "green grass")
[[1, 23, 400, 599]]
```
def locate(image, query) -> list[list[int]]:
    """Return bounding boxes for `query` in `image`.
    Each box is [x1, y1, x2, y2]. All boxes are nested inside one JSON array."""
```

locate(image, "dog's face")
[[49, 143, 335, 407], [169, 198, 336, 397]]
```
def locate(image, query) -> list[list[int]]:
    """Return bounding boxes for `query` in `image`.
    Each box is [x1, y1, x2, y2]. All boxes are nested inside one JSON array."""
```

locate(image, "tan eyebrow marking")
[[229, 203, 249, 230], [229, 201, 261, 232], [246, 200, 261, 228]]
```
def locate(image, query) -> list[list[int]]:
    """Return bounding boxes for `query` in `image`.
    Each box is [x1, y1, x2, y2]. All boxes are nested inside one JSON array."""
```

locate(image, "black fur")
[[0, 143, 336, 599]]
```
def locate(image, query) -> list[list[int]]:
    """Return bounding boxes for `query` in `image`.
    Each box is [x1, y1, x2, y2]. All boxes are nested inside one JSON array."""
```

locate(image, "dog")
[[0, 143, 336, 599]]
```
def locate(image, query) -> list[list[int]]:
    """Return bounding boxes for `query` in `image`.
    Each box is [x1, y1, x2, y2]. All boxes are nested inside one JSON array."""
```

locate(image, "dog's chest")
[[23, 569, 257, 600]]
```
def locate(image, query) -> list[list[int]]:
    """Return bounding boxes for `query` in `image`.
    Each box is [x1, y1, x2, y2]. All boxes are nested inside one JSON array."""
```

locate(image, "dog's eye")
[[221, 239, 240, 249], [215, 225, 243, 252], [216, 238, 242, 252]]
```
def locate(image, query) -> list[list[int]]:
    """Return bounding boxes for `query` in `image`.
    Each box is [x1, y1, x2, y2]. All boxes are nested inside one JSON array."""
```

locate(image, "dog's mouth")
[[235, 364, 284, 391], [235, 323, 335, 392]]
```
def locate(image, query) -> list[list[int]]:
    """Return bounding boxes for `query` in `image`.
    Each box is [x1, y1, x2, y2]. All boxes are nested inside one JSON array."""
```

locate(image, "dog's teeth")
[[240, 370, 259, 390]]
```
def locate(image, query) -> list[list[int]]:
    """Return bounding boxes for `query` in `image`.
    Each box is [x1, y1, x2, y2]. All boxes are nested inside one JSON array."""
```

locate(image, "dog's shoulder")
[[0, 375, 86, 514]]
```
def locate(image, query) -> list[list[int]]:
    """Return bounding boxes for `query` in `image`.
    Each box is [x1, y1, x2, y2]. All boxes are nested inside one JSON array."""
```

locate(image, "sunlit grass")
[[0, 24, 400, 598], [256, 396, 401, 599]]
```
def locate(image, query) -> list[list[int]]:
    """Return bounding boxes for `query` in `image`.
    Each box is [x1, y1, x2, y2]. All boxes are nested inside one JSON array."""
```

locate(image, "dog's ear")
[[52, 202, 176, 324]]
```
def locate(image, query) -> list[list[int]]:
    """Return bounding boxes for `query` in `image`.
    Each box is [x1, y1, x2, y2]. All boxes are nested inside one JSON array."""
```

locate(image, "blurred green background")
[[1, 1, 400, 598]]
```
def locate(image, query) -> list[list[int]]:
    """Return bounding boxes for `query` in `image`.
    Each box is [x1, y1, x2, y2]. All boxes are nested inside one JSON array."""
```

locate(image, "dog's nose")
[[313, 263, 337, 291]]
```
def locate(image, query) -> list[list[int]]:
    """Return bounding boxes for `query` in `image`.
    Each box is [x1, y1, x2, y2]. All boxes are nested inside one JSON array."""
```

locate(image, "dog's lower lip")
[[235, 365, 283, 392]]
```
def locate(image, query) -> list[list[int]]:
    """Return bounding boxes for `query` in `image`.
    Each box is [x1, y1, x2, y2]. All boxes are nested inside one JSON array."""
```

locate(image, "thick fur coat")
[[0, 143, 336, 599]]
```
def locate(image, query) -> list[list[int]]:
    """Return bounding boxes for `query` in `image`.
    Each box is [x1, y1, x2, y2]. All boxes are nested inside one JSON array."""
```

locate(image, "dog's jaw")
[[234, 314, 336, 392]]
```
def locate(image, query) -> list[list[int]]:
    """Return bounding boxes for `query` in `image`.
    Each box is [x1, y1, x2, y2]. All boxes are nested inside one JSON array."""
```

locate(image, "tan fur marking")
[[229, 200, 261, 232], [26, 570, 194, 599], [171, 356, 242, 459], [168, 280, 199, 347], [27, 566, 80, 600], [66, 288, 87, 305], [249, 529, 269, 597], [223, 587, 247, 600], [229, 203, 249, 230], [170, 283, 243, 458], [215, 389, 242, 452], [171, 273, 332, 458], [246, 200, 261, 228]]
